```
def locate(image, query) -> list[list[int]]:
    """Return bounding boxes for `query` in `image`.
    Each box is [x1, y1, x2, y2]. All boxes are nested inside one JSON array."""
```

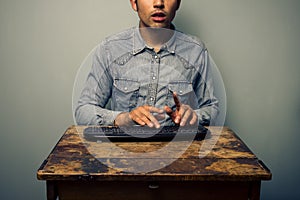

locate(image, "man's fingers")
[[180, 106, 196, 126], [129, 111, 146, 126], [129, 106, 162, 128], [173, 92, 181, 111], [147, 106, 163, 128], [164, 103, 199, 126], [133, 117, 146, 126], [189, 113, 198, 125], [164, 105, 173, 115], [179, 109, 189, 126], [180, 105, 198, 126], [164, 105, 181, 124], [149, 106, 164, 114], [173, 93, 181, 123]]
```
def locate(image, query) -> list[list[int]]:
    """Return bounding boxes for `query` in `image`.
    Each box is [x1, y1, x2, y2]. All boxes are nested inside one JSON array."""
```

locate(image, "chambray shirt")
[[75, 27, 219, 126]]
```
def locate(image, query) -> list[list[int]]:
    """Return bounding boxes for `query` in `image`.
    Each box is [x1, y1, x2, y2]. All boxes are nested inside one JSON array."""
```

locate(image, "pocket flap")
[[168, 82, 193, 95], [114, 79, 140, 93]]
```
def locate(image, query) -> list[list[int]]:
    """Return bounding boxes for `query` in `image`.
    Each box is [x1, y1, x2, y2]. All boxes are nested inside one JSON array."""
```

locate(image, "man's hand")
[[114, 105, 164, 128], [164, 92, 198, 126]]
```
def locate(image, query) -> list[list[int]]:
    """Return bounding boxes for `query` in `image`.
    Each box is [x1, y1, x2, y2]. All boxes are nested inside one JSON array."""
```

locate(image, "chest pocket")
[[112, 79, 140, 111], [168, 82, 198, 109]]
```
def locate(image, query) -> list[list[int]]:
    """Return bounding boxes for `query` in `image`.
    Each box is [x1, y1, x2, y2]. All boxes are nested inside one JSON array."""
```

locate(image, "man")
[[75, 0, 218, 128]]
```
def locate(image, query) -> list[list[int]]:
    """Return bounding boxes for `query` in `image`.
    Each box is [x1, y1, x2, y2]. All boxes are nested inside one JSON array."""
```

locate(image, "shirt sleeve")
[[75, 43, 121, 125], [194, 49, 219, 126]]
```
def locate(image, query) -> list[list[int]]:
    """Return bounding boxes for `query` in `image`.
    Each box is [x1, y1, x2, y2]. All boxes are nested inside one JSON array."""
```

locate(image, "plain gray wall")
[[0, 0, 299, 199]]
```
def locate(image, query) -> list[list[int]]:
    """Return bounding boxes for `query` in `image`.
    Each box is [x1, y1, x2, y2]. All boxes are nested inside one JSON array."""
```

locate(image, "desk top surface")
[[37, 126, 271, 181]]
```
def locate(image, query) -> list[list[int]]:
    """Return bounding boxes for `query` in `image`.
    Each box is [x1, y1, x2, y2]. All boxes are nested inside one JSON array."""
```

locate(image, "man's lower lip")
[[152, 16, 167, 22]]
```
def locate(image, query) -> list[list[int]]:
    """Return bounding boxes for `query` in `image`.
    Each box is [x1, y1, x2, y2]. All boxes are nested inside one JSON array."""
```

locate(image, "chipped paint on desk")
[[37, 126, 271, 181]]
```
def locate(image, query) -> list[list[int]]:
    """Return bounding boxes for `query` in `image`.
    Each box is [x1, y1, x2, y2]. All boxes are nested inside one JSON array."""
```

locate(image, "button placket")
[[146, 53, 160, 106]]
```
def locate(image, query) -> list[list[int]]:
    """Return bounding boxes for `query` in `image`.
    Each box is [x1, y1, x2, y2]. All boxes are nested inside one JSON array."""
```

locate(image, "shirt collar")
[[132, 25, 177, 55], [132, 27, 146, 55]]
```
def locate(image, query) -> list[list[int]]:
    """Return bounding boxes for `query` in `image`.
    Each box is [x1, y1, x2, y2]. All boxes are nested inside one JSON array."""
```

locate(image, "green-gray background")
[[0, 0, 299, 199]]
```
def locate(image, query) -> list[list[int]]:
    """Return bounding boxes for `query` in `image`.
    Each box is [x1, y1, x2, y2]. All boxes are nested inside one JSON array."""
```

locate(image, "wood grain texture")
[[37, 126, 271, 182]]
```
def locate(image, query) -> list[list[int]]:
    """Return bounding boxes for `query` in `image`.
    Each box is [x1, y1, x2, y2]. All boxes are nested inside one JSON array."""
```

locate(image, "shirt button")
[[152, 76, 156, 80], [124, 87, 128, 91], [179, 90, 183, 94], [154, 55, 158, 59], [150, 97, 154, 101]]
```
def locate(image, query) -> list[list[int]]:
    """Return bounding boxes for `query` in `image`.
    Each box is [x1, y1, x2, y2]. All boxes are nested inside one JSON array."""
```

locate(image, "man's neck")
[[139, 24, 175, 53]]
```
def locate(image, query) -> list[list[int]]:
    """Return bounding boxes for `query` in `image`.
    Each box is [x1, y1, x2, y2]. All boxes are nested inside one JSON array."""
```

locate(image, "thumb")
[[164, 105, 173, 115]]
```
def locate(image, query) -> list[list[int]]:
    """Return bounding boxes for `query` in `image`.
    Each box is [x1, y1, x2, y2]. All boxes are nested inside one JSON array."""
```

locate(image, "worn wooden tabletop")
[[37, 126, 271, 182]]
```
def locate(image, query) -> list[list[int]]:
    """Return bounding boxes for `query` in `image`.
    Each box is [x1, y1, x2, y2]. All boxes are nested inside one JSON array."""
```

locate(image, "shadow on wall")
[[175, 13, 227, 127], [175, 10, 203, 39]]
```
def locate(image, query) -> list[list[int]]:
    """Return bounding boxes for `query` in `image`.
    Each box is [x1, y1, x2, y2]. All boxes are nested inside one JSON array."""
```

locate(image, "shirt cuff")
[[95, 107, 122, 126]]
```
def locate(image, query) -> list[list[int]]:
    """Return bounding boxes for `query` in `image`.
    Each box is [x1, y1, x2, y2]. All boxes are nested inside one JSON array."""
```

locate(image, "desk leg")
[[249, 181, 261, 200], [46, 181, 58, 200]]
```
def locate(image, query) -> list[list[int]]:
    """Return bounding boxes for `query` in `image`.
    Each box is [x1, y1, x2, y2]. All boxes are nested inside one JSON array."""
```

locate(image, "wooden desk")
[[37, 126, 271, 200]]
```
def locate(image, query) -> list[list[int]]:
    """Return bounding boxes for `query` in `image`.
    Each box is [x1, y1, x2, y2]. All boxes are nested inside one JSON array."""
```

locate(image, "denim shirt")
[[75, 27, 219, 126]]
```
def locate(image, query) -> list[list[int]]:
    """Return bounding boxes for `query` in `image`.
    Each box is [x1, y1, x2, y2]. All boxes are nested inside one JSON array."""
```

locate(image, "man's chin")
[[151, 23, 170, 29], [143, 22, 171, 29]]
